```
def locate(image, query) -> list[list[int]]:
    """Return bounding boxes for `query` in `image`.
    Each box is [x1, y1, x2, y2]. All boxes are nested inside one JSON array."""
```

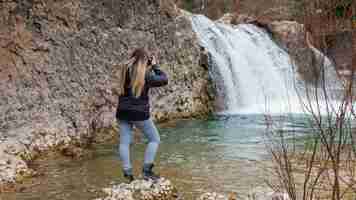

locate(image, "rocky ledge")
[[94, 178, 178, 200], [93, 178, 232, 200]]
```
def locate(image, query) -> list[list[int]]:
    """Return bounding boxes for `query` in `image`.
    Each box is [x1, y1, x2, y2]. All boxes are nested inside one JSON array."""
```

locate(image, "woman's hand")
[[150, 55, 157, 66]]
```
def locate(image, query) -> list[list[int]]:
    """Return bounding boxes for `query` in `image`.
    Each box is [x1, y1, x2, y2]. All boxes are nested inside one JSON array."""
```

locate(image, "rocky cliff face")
[[178, 0, 297, 20], [0, 0, 213, 186], [266, 21, 315, 83]]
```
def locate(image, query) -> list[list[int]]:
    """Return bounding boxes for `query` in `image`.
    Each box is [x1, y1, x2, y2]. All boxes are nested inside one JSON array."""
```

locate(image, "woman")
[[116, 48, 168, 182]]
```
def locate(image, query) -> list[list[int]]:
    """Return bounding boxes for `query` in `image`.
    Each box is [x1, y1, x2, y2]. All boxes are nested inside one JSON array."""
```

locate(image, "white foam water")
[[191, 15, 342, 115]]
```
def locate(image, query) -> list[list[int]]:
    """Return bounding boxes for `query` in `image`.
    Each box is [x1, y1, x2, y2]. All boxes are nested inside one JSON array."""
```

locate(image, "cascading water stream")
[[192, 15, 298, 114], [191, 15, 341, 115]]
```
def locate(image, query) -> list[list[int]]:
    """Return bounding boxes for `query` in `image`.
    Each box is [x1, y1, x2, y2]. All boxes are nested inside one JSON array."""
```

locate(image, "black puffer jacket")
[[116, 65, 168, 121]]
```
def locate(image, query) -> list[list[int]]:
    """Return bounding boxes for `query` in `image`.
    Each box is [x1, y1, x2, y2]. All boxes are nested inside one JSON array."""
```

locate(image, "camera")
[[147, 56, 153, 66]]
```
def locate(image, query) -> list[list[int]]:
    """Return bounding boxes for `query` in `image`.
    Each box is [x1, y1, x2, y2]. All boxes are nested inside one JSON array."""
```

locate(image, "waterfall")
[[191, 15, 341, 115]]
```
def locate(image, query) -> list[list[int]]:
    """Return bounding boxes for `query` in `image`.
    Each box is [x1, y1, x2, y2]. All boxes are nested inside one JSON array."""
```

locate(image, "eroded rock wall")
[[0, 0, 213, 185]]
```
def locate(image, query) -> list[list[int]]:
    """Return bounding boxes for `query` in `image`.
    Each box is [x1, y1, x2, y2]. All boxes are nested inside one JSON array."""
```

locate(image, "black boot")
[[142, 163, 160, 181], [123, 169, 134, 183]]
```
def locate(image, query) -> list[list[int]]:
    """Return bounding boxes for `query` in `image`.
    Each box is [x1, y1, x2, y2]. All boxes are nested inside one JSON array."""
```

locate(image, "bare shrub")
[[264, 1, 356, 200]]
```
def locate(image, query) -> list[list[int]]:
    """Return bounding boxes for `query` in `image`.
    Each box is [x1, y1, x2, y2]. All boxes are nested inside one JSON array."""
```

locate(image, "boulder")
[[95, 181, 243, 200], [94, 178, 178, 200]]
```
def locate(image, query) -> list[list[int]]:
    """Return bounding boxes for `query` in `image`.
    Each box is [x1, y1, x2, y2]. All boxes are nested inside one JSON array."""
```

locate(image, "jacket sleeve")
[[146, 64, 168, 87]]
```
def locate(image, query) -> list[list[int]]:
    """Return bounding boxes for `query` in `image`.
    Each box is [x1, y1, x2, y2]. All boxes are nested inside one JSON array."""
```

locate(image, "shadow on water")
[[2, 114, 313, 200]]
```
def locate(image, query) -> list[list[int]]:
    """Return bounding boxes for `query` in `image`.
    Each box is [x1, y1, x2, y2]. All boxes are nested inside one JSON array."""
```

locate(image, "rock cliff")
[[0, 0, 213, 186]]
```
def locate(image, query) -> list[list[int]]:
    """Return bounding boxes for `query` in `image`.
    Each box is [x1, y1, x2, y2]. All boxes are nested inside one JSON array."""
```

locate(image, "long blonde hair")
[[119, 48, 149, 97]]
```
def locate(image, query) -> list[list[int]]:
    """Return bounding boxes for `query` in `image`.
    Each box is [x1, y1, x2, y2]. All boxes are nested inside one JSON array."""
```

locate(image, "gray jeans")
[[118, 119, 160, 171]]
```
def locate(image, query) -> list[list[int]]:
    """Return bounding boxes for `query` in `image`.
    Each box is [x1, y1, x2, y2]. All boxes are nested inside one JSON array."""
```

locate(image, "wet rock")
[[248, 187, 290, 200], [217, 13, 256, 25], [94, 178, 178, 200], [199, 47, 209, 70], [198, 189, 291, 200], [267, 21, 315, 83], [268, 21, 306, 50], [198, 192, 228, 200], [59, 145, 85, 158], [0, 152, 28, 184], [216, 13, 236, 24], [227, 192, 238, 200], [0, 139, 29, 157]]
